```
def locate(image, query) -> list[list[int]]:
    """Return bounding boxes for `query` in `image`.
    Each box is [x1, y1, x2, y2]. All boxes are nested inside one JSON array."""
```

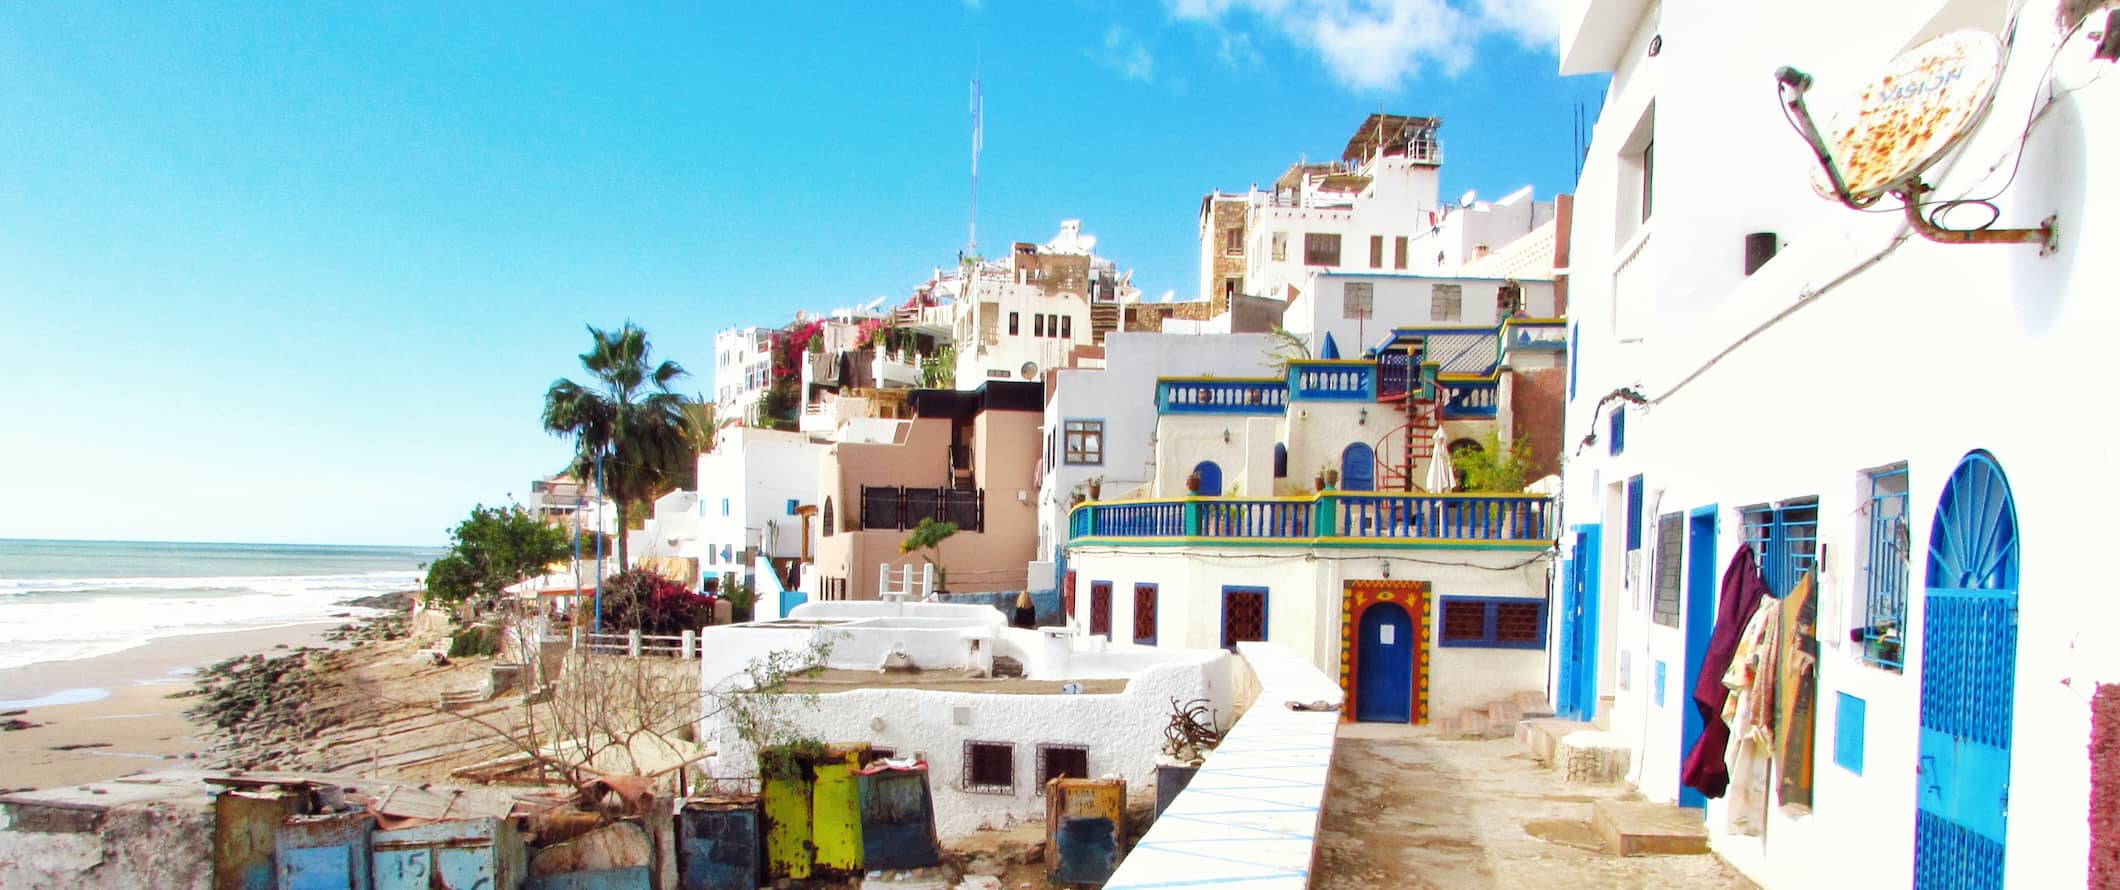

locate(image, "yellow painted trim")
[[1157, 375, 1284, 384], [1286, 359, 1373, 367]]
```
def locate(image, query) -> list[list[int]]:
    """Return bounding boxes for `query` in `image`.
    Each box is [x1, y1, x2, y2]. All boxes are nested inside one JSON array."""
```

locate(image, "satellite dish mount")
[[1777, 30, 2057, 255]]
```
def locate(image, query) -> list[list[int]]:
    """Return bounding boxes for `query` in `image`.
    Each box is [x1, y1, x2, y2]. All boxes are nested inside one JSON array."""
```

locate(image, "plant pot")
[[1186, 473, 1202, 493]]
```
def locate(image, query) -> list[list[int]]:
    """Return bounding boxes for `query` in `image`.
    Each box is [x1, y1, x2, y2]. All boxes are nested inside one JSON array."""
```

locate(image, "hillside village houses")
[[1556, 0, 2117, 887]]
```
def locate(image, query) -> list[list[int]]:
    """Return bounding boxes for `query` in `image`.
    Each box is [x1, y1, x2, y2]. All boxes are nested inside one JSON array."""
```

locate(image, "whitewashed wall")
[[1560, 1, 2115, 887]]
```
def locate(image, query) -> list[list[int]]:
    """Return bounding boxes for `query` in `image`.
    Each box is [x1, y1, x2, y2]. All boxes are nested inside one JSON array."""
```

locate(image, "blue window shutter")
[[721, 498, 730, 517], [786, 499, 799, 516], [1835, 692, 1866, 774], [1568, 323, 1579, 400], [1609, 405, 1626, 455], [1626, 476, 1644, 550]]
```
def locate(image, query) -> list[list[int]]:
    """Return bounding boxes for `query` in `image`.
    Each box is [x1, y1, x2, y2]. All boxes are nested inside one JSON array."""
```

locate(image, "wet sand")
[[0, 622, 342, 789]]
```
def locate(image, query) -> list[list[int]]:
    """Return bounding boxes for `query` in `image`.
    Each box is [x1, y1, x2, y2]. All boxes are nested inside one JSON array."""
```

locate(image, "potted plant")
[[1085, 475, 1103, 500], [1320, 467, 1340, 491], [1186, 470, 1203, 493]]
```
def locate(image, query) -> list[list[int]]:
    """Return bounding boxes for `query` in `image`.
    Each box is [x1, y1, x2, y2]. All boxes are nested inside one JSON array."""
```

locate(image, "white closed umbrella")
[[1424, 426, 1456, 493]]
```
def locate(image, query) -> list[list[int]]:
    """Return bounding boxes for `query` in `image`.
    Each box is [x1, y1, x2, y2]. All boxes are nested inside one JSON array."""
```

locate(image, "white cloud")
[[1169, 0, 1563, 91], [1095, 25, 1158, 83]]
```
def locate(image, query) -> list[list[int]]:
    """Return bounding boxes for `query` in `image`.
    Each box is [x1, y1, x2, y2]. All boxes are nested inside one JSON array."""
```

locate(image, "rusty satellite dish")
[[1811, 29, 2004, 203]]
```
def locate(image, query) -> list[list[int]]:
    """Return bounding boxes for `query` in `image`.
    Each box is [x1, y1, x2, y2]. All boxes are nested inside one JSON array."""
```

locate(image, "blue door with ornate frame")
[[1355, 601, 1414, 723], [1913, 451, 2019, 890], [1558, 525, 1602, 721]]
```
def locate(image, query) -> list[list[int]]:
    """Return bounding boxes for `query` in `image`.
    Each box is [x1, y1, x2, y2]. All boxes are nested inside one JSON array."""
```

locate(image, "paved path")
[[1313, 724, 1757, 889]]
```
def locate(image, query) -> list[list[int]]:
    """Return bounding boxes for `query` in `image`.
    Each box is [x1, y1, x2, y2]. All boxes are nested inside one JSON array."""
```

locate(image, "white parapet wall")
[[1104, 641, 1343, 890]]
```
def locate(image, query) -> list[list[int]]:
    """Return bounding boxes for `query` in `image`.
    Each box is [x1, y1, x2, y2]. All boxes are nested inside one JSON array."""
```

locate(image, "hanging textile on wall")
[[1681, 546, 1771, 798], [1721, 597, 1782, 835], [1776, 569, 1822, 810]]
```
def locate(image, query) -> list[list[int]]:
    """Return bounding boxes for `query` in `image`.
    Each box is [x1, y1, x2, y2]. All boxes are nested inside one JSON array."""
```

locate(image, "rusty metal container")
[[216, 789, 306, 890], [1045, 777, 1126, 886], [676, 798, 761, 890], [370, 817, 525, 890], [275, 812, 375, 890], [856, 764, 939, 870]]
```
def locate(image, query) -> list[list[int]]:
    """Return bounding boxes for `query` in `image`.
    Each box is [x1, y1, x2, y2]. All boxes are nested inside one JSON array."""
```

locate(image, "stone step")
[[1517, 717, 1597, 766], [1514, 691, 1556, 718], [1591, 799, 1709, 856], [1558, 729, 1631, 784], [1487, 699, 1523, 726]]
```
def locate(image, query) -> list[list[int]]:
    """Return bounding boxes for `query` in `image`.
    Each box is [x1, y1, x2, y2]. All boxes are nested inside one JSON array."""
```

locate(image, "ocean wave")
[[0, 569, 421, 598]]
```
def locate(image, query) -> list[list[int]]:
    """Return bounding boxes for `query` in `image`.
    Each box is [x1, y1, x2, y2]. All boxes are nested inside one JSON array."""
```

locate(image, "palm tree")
[[542, 322, 694, 567]]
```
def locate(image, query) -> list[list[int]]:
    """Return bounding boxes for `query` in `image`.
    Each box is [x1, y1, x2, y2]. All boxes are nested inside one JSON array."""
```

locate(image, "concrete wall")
[[1284, 272, 1557, 351], [1559, 2, 2114, 887], [697, 635, 1238, 841]]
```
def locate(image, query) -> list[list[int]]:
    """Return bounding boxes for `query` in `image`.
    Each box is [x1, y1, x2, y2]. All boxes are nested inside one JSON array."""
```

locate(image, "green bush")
[[447, 624, 502, 658]]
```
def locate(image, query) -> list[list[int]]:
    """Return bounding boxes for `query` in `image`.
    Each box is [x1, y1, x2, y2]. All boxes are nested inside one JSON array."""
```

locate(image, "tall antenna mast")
[[969, 68, 983, 258]]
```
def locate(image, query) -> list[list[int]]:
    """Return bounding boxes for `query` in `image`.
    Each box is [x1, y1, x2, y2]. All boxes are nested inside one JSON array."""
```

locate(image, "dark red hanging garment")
[[1679, 546, 1770, 798]]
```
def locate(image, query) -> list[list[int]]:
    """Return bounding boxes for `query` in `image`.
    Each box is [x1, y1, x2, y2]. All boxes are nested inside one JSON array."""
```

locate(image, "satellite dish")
[[1813, 30, 2003, 203], [1020, 361, 1039, 380], [1458, 189, 1477, 207]]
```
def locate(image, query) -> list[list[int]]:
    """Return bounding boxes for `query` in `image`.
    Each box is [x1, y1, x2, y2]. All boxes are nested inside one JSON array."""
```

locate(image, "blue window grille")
[[1625, 476, 1645, 550], [1740, 498, 1821, 596], [1861, 466, 1910, 671], [721, 498, 731, 517], [1437, 596, 1547, 649], [1608, 405, 1626, 455], [1835, 692, 1866, 775]]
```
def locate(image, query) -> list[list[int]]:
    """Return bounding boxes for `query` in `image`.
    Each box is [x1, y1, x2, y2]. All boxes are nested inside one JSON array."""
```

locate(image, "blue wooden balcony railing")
[[1156, 378, 1289, 414], [1441, 380, 1499, 418], [1287, 360, 1375, 402], [1068, 492, 1553, 546]]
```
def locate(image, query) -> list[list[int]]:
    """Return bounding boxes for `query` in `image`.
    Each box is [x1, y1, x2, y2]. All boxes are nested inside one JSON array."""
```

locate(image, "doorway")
[[1356, 601, 1415, 722], [1679, 506, 1718, 809]]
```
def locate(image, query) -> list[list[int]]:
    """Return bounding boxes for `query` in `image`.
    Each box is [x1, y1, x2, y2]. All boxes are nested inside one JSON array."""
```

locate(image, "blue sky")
[[0, 2, 1601, 547]]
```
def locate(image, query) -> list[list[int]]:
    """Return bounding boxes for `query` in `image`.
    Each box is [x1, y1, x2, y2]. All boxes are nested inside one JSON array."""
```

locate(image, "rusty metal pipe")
[[1897, 184, 2059, 254]]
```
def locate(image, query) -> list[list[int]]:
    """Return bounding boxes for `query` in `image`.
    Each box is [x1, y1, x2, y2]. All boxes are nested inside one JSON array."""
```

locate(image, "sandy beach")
[[0, 622, 343, 790]]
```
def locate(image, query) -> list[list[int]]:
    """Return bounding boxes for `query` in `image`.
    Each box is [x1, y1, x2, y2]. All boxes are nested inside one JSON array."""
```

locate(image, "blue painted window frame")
[[1436, 595, 1547, 649], [1219, 585, 1269, 650], [1834, 691, 1866, 775], [721, 498, 731, 517], [785, 498, 799, 516], [1653, 660, 1668, 707], [1859, 465, 1910, 671], [1132, 583, 1158, 645], [1740, 498, 1822, 596], [1609, 405, 1626, 455]]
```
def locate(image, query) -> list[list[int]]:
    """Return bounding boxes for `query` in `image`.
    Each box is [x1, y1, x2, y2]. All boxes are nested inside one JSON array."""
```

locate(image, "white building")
[[694, 426, 826, 594], [1031, 331, 1280, 591], [944, 221, 1134, 386], [1062, 322, 1569, 726], [712, 325, 776, 428], [1557, 1, 2113, 887], [695, 600, 1242, 840], [1198, 115, 1558, 310]]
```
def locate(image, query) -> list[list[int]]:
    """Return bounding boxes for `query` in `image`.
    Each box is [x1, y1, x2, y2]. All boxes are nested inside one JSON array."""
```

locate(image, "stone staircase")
[[1434, 690, 1555, 739]]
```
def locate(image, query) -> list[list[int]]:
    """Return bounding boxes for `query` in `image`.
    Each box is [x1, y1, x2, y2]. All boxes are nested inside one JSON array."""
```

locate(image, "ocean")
[[0, 538, 441, 672]]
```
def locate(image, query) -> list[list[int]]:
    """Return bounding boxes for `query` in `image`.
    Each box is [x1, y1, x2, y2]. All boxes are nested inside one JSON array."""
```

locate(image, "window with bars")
[[1089, 581, 1112, 638], [1343, 282, 1374, 319], [1221, 587, 1267, 649], [1303, 233, 1342, 266], [1652, 512, 1684, 627], [1437, 596, 1547, 648], [1741, 498, 1821, 596], [962, 741, 1015, 794], [1626, 476, 1645, 550], [1859, 466, 1910, 671], [1430, 284, 1462, 321], [1063, 420, 1104, 465], [1133, 584, 1158, 644], [1036, 744, 1090, 793], [1609, 406, 1627, 455]]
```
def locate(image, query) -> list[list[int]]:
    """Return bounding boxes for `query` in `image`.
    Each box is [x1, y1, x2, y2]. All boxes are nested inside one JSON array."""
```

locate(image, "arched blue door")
[[1190, 461, 1222, 496], [1356, 601, 1414, 723], [1913, 451, 2020, 890], [1341, 443, 1375, 492]]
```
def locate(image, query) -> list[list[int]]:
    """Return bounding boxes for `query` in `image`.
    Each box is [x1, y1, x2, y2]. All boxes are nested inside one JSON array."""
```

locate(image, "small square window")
[[1438, 596, 1547, 649], [1439, 599, 1487, 643], [1036, 744, 1090, 793], [1303, 233, 1342, 266], [1271, 231, 1288, 262], [1430, 284, 1463, 322], [1063, 420, 1104, 465], [963, 740, 1015, 794]]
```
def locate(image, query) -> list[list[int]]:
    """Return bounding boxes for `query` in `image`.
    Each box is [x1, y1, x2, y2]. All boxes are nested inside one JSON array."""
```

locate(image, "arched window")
[[1273, 444, 1288, 479], [821, 497, 835, 537]]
